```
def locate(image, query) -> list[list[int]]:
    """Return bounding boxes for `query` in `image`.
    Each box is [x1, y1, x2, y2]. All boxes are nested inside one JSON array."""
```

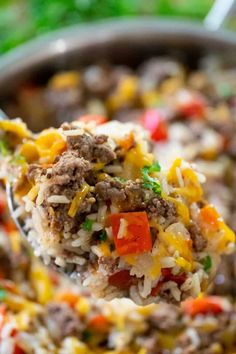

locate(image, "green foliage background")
[[0, 0, 219, 53]]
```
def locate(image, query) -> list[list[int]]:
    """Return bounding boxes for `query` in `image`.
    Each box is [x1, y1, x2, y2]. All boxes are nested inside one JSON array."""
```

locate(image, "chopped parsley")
[[0, 139, 9, 156], [82, 329, 92, 342], [141, 162, 161, 195], [82, 218, 93, 232], [202, 255, 212, 272], [99, 229, 107, 242], [0, 288, 6, 301]]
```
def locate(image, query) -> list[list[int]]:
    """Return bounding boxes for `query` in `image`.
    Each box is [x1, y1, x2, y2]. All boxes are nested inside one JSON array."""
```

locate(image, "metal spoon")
[[1, 111, 75, 277], [0, 110, 28, 239], [6, 182, 76, 276]]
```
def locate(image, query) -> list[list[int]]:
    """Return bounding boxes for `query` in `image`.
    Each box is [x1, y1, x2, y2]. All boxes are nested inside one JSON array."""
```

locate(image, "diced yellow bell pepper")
[[61, 337, 89, 354], [137, 349, 147, 354], [161, 77, 183, 95], [165, 195, 190, 226], [99, 242, 111, 257], [213, 223, 235, 253], [125, 143, 154, 169], [30, 260, 54, 305], [118, 76, 138, 101], [141, 90, 160, 108], [75, 297, 91, 316], [0, 119, 31, 139], [49, 71, 80, 90], [19, 141, 39, 163], [35, 129, 66, 163], [158, 333, 176, 350], [93, 162, 105, 171], [4, 293, 41, 314]]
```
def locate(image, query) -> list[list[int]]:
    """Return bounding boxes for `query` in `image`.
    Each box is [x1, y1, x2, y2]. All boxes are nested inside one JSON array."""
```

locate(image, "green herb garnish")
[[82, 218, 93, 232], [202, 255, 212, 272], [0, 139, 9, 156], [141, 162, 161, 195], [82, 330, 92, 342], [0, 288, 6, 301], [99, 230, 107, 242]]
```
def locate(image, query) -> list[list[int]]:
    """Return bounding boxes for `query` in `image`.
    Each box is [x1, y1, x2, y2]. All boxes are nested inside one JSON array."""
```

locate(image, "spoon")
[[0, 110, 28, 240], [0, 111, 75, 277]]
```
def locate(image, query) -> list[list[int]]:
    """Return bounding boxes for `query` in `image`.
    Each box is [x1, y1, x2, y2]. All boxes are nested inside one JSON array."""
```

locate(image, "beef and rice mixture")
[[11, 55, 236, 294], [3, 56, 236, 294], [1, 187, 236, 354], [0, 118, 234, 305], [5, 57, 236, 230]]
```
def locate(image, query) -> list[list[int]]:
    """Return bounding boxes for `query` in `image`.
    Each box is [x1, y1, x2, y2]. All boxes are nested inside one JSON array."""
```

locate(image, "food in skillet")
[[0, 118, 235, 305], [4, 56, 236, 296], [1, 187, 236, 353], [5, 57, 236, 232]]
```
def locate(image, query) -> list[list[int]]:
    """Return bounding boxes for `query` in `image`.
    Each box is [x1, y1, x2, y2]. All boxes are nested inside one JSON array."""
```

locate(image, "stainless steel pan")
[[0, 0, 236, 295], [0, 0, 235, 112]]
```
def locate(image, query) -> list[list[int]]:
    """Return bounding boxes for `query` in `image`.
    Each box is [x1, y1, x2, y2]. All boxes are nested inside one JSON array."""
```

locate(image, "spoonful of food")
[[0, 115, 235, 305]]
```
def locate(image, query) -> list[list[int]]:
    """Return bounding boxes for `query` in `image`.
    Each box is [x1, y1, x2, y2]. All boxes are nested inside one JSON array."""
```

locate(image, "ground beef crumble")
[[189, 222, 207, 252], [95, 179, 176, 219], [148, 303, 183, 332], [95, 179, 126, 203], [66, 132, 116, 164], [146, 196, 177, 219], [45, 302, 84, 341]]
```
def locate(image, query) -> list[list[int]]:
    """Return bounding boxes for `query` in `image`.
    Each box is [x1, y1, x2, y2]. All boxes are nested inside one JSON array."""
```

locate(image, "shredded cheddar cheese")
[[68, 184, 90, 218]]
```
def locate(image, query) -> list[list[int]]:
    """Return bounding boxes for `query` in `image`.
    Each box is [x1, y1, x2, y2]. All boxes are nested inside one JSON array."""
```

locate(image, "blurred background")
[[0, 0, 230, 54]]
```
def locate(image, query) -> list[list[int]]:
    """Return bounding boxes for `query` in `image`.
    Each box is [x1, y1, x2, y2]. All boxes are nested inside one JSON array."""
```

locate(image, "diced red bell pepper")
[[151, 281, 165, 297], [182, 296, 223, 316], [0, 304, 6, 333], [77, 114, 108, 125], [178, 95, 205, 119], [151, 269, 186, 296], [161, 268, 187, 286], [108, 270, 136, 290], [88, 314, 110, 332], [13, 345, 25, 354], [108, 212, 152, 256], [4, 220, 17, 233], [0, 193, 6, 216], [0, 324, 25, 354], [140, 109, 168, 141]]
